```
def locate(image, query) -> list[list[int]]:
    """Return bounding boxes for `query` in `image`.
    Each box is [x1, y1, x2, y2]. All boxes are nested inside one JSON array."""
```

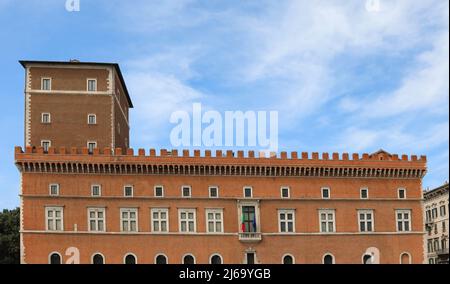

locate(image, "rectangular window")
[[279, 209, 295, 233], [181, 186, 191, 198], [281, 187, 290, 198], [432, 208, 438, 219], [87, 79, 97, 92], [179, 209, 196, 233], [358, 210, 374, 232], [41, 113, 51, 124], [243, 187, 253, 198], [120, 208, 138, 232], [88, 208, 105, 232], [360, 188, 369, 199], [87, 114, 97, 125], [440, 205, 446, 217], [426, 210, 432, 222], [87, 141, 97, 154], [206, 209, 223, 233], [49, 183, 60, 196], [124, 185, 133, 197], [151, 208, 169, 233], [154, 186, 164, 197], [319, 209, 335, 233], [428, 239, 433, 253], [246, 252, 255, 264], [241, 206, 257, 232], [41, 78, 51, 91], [41, 140, 51, 153], [396, 210, 412, 232], [321, 187, 330, 199], [398, 188, 406, 199], [209, 186, 219, 198], [46, 207, 63, 231], [91, 184, 101, 197]]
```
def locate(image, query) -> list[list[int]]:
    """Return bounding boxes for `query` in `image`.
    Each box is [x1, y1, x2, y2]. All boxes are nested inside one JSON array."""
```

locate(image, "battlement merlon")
[[14, 146, 427, 178]]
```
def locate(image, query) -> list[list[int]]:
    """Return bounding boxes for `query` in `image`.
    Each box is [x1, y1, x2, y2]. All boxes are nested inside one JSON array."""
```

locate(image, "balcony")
[[436, 248, 449, 256], [238, 232, 262, 242]]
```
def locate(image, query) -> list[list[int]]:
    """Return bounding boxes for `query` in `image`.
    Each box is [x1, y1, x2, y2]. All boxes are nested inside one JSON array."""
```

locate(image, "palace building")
[[16, 60, 427, 264], [424, 183, 449, 264]]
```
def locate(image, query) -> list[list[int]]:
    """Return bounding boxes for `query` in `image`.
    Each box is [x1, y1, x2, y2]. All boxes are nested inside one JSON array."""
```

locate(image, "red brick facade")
[[16, 61, 427, 264]]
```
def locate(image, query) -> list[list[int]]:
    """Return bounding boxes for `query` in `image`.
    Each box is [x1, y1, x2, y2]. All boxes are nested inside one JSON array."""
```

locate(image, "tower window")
[[88, 114, 97, 125], [87, 79, 97, 92], [124, 185, 134, 197], [87, 141, 97, 154], [41, 78, 51, 91], [41, 140, 51, 153], [41, 113, 51, 124]]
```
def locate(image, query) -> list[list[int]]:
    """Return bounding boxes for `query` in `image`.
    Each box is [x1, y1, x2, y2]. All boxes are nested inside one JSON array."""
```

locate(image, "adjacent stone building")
[[16, 60, 427, 264], [424, 183, 449, 264]]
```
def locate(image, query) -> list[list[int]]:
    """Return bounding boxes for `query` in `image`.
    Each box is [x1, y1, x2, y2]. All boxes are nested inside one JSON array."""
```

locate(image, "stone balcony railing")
[[238, 232, 262, 242]]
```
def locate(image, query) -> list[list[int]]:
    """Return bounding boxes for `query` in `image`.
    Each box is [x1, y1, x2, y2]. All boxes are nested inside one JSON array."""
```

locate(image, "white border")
[[209, 186, 219, 198], [205, 208, 224, 233], [154, 185, 164, 198], [322, 253, 335, 264], [151, 208, 169, 233], [281, 253, 295, 264], [41, 112, 51, 124], [243, 186, 253, 198], [87, 78, 97, 92], [87, 114, 97, 125], [178, 208, 196, 233], [357, 209, 375, 232], [182, 253, 196, 264], [123, 185, 134, 197], [400, 252, 412, 264], [321, 187, 330, 199], [280, 186, 290, 199], [123, 253, 138, 264], [398, 188, 407, 199], [209, 253, 223, 264], [91, 252, 105, 264], [120, 208, 139, 232], [318, 209, 336, 233], [91, 184, 102, 197], [154, 253, 169, 264], [48, 251, 62, 264], [41, 77, 52, 91], [360, 187, 369, 199], [49, 183, 60, 196], [181, 185, 192, 198], [87, 207, 106, 232], [278, 209, 296, 233]]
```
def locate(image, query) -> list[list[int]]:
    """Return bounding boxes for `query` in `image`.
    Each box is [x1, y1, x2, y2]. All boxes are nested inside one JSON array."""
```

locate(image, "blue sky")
[[0, 0, 448, 209]]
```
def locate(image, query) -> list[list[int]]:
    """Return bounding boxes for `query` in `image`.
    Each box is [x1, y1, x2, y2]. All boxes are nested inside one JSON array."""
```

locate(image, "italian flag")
[[241, 213, 246, 232]]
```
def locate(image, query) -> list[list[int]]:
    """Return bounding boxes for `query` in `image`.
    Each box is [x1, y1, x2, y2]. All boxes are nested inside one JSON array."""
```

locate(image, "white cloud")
[[127, 71, 205, 146]]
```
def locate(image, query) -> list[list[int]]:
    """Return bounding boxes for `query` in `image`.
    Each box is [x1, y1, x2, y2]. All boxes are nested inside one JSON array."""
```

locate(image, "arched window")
[[155, 254, 168, 264], [124, 253, 137, 264], [183, 254, 195, 264], [323, 254, 334, 264], [363, 254, 372, 264], [92, 253, 105, 264], [210, 254, 222, 264], [49, 252, 62, 264], [400, 252, 411, 264], [282, 254, 294, 264]]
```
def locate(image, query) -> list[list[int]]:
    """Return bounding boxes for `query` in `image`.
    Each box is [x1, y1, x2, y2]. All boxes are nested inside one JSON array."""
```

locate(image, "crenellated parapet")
[[14, 146, 427, 179]]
